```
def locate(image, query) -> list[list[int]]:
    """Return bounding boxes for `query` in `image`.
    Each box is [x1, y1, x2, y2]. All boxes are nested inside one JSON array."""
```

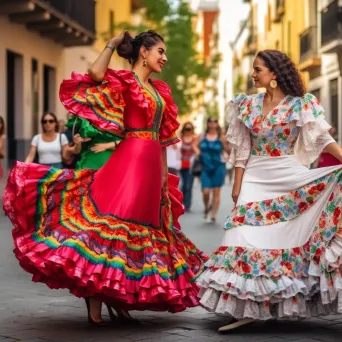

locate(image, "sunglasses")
[[42, 119, 56, 124], [184, 127, 193, 131], [208, 119, 218, 123]]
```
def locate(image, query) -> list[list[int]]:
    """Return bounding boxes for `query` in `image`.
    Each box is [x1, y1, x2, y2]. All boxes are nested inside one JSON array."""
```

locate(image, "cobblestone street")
[[0, 181, 342, 342]]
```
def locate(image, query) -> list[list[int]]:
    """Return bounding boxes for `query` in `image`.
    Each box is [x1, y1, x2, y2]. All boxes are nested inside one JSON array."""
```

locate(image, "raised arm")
[[88, 31, 127, 83]]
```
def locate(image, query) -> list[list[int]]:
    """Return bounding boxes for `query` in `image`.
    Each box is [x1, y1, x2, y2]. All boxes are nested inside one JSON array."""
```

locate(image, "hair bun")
[[116, 31, 134, 61]]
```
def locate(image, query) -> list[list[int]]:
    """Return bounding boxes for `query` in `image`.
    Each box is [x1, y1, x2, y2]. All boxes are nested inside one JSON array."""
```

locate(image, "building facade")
[[0, 0, 133, 168]]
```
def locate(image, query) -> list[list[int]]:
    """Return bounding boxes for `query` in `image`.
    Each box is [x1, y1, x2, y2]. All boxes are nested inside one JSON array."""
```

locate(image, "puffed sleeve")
[[59, 69, 126, 138], [294, 93, 335, 166], [153, 80, 180, 147], [226, 94, 252, 168]]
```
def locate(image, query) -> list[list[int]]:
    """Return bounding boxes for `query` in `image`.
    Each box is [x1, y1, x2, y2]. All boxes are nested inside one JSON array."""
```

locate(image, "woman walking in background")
[[180, 122, 196, 212], [24, 112, 70, 168], [194, 117, 229, 223]]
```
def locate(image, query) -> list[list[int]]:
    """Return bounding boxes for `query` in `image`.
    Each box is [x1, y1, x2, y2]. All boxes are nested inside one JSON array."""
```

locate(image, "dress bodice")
[[226, 93, 335, 167], [60, 69, 180, 147], [251, 119, 299, 157]]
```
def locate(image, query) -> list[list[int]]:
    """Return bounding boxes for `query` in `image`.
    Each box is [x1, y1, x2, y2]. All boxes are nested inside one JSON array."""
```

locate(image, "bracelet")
[[105, 45, 116, 53]]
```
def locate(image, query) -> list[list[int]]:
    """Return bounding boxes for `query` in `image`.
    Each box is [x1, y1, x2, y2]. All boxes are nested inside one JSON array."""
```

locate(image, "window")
[[109, 10, 115, 37], [330, 78, 338, 133]]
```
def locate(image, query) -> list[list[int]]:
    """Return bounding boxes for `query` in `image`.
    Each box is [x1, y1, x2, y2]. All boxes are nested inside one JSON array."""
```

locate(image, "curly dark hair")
[[117, 30, 164, 65], [256, 50, 306, 97]]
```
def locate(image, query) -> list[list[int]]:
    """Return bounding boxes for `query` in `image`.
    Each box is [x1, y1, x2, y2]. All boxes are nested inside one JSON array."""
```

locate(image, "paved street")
[[0, 179, 342, 342]]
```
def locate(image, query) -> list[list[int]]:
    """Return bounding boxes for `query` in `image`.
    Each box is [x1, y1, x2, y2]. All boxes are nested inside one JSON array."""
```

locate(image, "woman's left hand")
[[90, 143, 111, 153]]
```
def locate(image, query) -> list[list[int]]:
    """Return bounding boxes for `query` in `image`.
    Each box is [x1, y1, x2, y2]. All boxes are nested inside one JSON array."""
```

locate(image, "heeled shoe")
[[84, 298, 108, 327], [106, 305, 140, 324]]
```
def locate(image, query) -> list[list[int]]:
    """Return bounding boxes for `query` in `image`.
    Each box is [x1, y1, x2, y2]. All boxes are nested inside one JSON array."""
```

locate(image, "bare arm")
[[25, 146, 37, 163], [323, 142, 342, 162], [162, 147, 168, 192], [192, 135, 201, 156], [232, 167, 245, 204], [88, 31, 126, 83]]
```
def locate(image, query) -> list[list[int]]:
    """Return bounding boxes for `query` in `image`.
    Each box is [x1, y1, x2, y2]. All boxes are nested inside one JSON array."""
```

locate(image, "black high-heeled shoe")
[[84, 298, 108, 327], [106, 305, 140, 324]]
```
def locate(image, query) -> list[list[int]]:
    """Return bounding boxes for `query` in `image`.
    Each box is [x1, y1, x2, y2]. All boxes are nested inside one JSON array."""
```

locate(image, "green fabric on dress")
[[66, 117, 121, 170]]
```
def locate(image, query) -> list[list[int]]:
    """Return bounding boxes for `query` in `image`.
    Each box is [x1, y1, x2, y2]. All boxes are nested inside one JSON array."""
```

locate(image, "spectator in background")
[[180, 122, 196, 212], [24, 112, 70, 168], [194, 117, 230, 223], [167, 143, 181, 176]]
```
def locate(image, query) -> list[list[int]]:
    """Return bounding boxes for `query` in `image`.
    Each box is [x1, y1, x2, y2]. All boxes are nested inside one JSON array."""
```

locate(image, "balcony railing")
[[300, 26, 318, 62], [41, 0, 95, 34], [0, 0, 96, 46], [321, 0, 342, 47]]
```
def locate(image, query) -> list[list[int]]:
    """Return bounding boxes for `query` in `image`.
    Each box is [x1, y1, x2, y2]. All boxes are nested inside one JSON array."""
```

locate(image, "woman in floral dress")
[[196, 50, 342, 331], [3, 30, 207, 325]]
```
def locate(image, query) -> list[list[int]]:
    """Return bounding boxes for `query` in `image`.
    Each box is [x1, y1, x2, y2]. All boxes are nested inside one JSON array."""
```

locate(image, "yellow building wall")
[[254, 0, 308, 85], [95, 0, 132, 69]]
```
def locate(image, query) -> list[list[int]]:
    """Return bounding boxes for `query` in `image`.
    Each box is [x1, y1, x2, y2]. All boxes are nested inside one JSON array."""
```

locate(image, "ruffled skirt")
[[197, 155, 342, 319], [3, 138, 208, 312]]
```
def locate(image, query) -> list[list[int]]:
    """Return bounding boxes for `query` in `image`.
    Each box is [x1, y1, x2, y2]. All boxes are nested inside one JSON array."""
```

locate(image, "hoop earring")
[[143, 58, 147, 68], [270, 80, 278, 89]]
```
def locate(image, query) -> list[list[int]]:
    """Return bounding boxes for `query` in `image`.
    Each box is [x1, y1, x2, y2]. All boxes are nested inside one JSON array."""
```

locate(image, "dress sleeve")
[[59, 69, 126, 138], [226, 94, 252, 169], [153, 80, 180, 147], [295, 93, 335, 166]]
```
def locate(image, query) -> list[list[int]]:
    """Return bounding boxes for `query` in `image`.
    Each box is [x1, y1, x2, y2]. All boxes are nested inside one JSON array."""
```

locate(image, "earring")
[[270, 80, 278, 88], [143, 58, 147, 68]]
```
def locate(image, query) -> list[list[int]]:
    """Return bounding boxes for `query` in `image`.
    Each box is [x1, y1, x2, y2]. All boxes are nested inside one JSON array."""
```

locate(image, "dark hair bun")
[[116, 31, 134, 60]]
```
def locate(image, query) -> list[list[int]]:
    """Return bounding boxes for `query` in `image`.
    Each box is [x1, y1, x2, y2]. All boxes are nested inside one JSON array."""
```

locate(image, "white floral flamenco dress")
[[197, 93, 342, 321]]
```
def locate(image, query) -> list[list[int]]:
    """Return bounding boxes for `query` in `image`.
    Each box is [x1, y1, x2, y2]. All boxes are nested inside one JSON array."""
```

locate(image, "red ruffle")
[[59, 72, 125, 136], [167, 173, 184, 230], [3, 162, 207, 312], [153, 79, 180, 140]]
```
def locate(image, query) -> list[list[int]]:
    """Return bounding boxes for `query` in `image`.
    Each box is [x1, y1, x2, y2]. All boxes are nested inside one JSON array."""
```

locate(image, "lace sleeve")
[[226, 101, 251, 169], [295, 93, 335, 165]]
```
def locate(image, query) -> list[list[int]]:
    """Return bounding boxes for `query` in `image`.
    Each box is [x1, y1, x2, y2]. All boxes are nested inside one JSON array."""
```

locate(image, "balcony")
[[274, 0, 285, 23], [299, 26, 321, 72], [320, 0, 342, 53], [0, 0, 96, 46]]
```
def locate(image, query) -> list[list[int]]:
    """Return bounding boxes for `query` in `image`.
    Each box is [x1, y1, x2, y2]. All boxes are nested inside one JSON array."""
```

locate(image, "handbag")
[[191, 157, 202, 177]]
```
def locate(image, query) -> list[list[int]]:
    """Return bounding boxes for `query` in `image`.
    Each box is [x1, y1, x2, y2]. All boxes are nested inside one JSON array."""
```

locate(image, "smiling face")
[[251, 57, 276, 89], [142, 40, 167, 73]]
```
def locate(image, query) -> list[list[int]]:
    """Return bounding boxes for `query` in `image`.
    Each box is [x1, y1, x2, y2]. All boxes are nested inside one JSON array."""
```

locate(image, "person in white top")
[[25, 112, 70, 168], [167, 142, 181, 175]]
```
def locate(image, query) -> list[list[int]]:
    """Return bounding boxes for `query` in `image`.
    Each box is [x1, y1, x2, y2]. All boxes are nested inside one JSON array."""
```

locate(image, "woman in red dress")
[[3, 30, 207, 325]]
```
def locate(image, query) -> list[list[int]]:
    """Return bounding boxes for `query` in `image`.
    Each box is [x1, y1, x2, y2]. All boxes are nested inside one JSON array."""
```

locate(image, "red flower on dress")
[[298, 202, 308, 213], [333, 207, 341, 218], [329, 193, 335, 201], [284, 128, 290, 136], [241, 262, 251, 273], [316, 183, 326, 192], [264, 199, 272, 207], [271, 149, 281, 157], [294, 191, 301, 199]]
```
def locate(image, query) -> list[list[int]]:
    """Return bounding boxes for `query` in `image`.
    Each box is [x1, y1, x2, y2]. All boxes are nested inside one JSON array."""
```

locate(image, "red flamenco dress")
[[3, 69, 208, 312]]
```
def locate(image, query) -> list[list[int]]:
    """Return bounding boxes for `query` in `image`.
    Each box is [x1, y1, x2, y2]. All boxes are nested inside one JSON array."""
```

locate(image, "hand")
[[73, 134, 91, 145], [231, 182, 241, 205], [90, 143, 111, 153], [109, 31, 127, 48]]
